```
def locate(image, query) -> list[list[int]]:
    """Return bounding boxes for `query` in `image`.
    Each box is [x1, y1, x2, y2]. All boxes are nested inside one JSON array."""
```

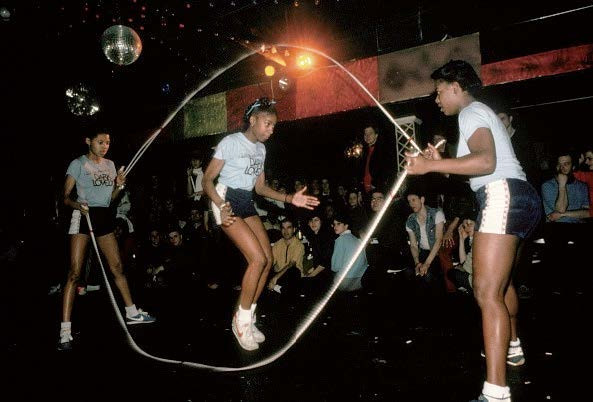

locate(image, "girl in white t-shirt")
[[406, 60, 541, 402], [202, 98, 319, 351], [58, 130, 155, 351]]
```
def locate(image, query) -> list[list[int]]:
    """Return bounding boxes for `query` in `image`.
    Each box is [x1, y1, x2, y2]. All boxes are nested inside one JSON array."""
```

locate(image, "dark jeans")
[[404, 249, 445, 297]]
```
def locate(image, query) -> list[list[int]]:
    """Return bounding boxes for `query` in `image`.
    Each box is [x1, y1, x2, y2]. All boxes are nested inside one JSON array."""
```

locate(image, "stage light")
[[296, 53, 313, 69], [264, 65, 275, 77]]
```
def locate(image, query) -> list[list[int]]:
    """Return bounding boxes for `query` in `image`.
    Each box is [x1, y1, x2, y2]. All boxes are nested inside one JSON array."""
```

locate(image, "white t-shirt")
[[457, 101, 525, 191], [213, 132, 266, 191], [406, 210, 445, 250]]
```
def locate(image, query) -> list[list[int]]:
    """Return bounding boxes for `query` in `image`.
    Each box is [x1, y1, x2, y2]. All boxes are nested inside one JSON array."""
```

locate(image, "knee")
[[251, 254, 268, 271], [472, 281, 501, 308]]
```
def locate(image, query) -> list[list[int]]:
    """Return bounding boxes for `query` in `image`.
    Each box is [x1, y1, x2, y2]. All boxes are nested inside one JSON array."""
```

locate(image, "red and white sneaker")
[[232, 313, 259, 351]]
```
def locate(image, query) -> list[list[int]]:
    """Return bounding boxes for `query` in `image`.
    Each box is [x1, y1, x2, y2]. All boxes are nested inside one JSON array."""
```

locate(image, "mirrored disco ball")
[[65, 83, 100, 116], [101, 25, 142, 66]]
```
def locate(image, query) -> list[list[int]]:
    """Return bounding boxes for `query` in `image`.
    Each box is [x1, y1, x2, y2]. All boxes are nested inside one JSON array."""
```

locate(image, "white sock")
[[482, 381, 511, 400], [237, 306, 251, 324], [60, 321, 71, 335], [251, 303, 257, 320], [125, 304, 139, 317], [509, 338, 521, 347]]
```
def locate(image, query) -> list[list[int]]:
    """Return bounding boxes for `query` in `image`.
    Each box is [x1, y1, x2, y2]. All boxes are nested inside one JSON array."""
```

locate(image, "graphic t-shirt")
[[66, 155, 116, 207], [213, 132, 266, 191]]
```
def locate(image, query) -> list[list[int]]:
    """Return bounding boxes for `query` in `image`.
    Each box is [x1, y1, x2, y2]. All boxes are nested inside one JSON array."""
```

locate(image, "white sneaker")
[[232, 313, 259, 351], [251, 312, 265, 343]]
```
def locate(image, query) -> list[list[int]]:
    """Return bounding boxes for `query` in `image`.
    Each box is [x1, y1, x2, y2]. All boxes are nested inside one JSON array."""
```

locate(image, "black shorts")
[[68, 207, 115, 237], [475, 178, 542, 239]]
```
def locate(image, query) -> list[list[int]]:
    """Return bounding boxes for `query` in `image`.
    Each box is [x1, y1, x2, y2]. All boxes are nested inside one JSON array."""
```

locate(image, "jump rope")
[[84, 44, 443, 371]]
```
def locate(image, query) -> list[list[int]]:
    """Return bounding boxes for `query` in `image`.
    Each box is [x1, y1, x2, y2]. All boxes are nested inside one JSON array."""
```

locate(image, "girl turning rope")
[[203, 98, 319, 351], [58, 129, 155, 351]]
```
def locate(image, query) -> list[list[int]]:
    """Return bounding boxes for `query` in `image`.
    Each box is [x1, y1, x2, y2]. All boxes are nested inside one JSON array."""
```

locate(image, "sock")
[[509, 338, 521, 347], [125, 304, 139, 318], [237, 306, 251, 324], [60, 321, 71, 334], [482, 381, 511, 400], [60, 322, 72, 342], [251, 304, 257, 321]]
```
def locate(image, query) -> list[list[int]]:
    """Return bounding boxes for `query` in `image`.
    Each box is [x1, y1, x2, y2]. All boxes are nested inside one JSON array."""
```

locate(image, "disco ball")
[[278, 76, 291, 92], [101, 25, 142, 66], [65, 83, 100, 116]]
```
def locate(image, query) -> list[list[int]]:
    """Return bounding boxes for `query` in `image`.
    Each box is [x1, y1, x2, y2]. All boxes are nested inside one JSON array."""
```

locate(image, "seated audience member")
[[139, 228, 167, 289], [346, 189, 368, 238], [267, 217, 305, 296], [575, 145, 593, 217], [160, 226, 199, 292], [404, 187, 445, 296], [448, 218, 476, 293], [302, 209, 334, 280], [363, 189, 410, 288], [541, 151, 590, 293], [331, 210, 369, 292]]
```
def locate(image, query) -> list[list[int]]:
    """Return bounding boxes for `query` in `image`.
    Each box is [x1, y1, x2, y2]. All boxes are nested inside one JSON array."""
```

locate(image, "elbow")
[[482, 154, 496, 175]]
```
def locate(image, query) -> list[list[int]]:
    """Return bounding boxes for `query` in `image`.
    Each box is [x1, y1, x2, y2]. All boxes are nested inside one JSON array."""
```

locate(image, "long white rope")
[[86, 43, 431, 371]]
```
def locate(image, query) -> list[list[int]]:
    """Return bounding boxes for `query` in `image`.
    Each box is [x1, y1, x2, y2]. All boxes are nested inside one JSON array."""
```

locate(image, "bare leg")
[[97, 233, 133, 307], [222, 218, 267, 310], [62, 234, 89, 322], [505, 281, 519, 342], [244, 216, 273, 303], [472, 232, 519, 386]]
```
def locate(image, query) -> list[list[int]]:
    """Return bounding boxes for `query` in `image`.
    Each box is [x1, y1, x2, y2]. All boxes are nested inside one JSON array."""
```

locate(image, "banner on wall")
[[481, 44, 593, 85], [378, 33, 481, 103], [183, 92, 227, 138], [294, 57, 379, 120]]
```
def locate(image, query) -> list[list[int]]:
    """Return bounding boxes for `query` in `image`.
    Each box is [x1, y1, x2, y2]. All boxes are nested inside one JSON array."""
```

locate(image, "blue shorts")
[[211, 183, 258, 225], [475, 178, 542, 239]]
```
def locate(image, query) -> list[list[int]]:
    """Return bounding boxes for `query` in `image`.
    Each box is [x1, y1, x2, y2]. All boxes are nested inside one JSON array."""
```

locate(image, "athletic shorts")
[[68, 207, 115, 237], [211, 183, 258, 225], [475, 178, 542, 239]]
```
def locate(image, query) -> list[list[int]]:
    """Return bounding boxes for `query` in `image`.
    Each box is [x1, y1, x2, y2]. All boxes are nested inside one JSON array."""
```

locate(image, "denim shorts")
[[475, 178, 542, 239], [212, 183, 258, 225]]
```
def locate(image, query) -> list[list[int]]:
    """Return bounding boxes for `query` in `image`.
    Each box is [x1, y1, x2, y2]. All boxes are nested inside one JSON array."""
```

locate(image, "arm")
[[554, 174, 568, 213], [407, 230, 421, 274], [557, 209, 590, 219], [255, 173, 319, 210], [420, 221, 443, 275], [458, 226, 468, 264], [110, 167, 126, 202], [186, 168, 195, 198], [442, 217, 460, 248], [202, 157, 235, 226], [406, 129, 496, 176], [63, 175, 86, 213]]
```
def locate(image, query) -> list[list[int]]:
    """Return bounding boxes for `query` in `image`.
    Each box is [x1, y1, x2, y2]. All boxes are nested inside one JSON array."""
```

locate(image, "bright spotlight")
[[296, 53, 313, 69], [264, 65, 276, 77]]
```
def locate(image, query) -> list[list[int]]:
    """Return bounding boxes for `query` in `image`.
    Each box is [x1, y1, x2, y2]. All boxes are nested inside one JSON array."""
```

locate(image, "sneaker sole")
[[57, 342, 72, 351], [507, 357, 526, 366], [232, 322, 259, 351], [126, 319, 156, 325]]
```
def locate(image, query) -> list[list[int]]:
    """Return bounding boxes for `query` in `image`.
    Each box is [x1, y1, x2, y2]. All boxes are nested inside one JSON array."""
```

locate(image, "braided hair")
[[243, 97, 277, 130]]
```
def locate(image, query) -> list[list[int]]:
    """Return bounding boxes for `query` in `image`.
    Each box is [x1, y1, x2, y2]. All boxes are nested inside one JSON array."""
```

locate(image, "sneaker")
[[77, 286, 87, 296], [470, 394, 511, 402], [251, 313, 265, 343], [57, 332, 73, 351], [507, 347, 525, 366], [231, 313, 259, 351], [480, 346, 526, 366], [126, 309, 156, 325], [86, 284, 101, 292]]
